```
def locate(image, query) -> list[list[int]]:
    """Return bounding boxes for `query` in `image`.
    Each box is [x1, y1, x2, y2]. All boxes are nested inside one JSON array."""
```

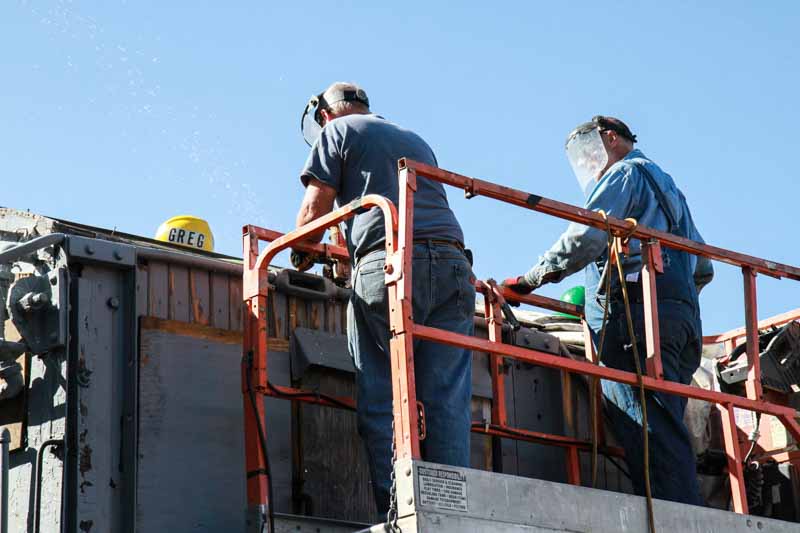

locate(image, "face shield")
[[299, 86, 370, 147], [565, 126, 608, 195], [300, 95, 324, 147]]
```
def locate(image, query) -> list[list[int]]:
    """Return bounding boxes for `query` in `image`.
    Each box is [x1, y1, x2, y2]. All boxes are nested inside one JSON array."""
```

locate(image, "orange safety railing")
[[241, 159, 800, 525]]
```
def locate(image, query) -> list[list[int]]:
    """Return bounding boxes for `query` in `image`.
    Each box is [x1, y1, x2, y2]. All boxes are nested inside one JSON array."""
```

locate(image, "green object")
[[554, 285, 585, 319]]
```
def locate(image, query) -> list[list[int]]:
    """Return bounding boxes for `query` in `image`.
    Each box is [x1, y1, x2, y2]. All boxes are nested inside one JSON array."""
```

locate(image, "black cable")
[[610, 220, 655, 533], [744, 412, 762, 464], [245, 352, 275, 533], [591, 226, 615, 488]]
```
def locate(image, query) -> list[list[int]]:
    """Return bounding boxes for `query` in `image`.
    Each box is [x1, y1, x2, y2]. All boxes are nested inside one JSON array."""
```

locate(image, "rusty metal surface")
[[74, 268, 128, 533]]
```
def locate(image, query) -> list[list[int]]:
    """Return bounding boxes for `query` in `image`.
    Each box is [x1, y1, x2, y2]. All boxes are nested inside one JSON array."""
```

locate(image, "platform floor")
[[356, 460, 799, 532]]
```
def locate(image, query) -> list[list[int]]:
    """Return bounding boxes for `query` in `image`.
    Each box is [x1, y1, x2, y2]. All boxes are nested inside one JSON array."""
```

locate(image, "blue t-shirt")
[[300, 113, 464, 259]]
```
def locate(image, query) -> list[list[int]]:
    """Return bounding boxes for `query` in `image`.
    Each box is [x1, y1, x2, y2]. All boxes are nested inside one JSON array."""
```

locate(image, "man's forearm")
[[295, 203, 326, 243], [522, 223, 607, 288], [295, 178, 338, 243]]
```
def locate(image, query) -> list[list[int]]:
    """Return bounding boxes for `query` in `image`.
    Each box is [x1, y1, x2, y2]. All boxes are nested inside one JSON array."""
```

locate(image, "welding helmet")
[[154, 215, 215, 252], [565, 116, 637, 195], [300, 84, 370, 146]]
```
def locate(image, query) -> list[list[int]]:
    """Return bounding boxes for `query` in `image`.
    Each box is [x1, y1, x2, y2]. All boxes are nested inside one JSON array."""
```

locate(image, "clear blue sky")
[[2, 1, 799, 335]]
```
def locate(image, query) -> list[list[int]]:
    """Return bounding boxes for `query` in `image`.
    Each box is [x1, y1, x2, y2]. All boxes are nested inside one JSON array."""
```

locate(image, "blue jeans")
[[596, 299, 703, 505], [347, 242, 476, 513]]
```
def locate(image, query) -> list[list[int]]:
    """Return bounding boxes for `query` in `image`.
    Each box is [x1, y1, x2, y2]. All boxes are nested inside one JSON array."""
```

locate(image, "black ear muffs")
[[301, 86, 371, 146], [315, 88, 370, 125]]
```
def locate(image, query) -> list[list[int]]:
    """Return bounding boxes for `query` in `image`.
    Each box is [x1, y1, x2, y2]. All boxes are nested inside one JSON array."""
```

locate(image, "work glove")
[[290, 249, 318, 272], [501, 276, 536, 295]]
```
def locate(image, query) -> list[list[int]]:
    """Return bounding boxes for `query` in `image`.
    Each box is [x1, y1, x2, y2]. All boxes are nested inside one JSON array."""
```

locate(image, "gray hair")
[[323, 81, 370, 114]]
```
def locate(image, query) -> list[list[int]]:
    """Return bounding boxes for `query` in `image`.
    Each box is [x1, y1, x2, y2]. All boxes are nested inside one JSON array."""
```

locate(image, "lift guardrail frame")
[[242, 159, 800, 529]]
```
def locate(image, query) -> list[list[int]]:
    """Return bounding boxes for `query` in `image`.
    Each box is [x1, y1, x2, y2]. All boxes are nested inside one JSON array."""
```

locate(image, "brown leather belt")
[[357, 239, 464, 261]]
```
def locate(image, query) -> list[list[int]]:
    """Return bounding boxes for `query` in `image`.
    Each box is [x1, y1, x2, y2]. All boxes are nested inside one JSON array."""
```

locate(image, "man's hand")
[[501, 276, 537, 295], [291, 250, 318, 272]]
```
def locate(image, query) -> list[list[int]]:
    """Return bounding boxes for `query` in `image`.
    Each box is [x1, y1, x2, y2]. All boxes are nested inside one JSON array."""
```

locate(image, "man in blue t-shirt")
[[294, 82, 475, 515]]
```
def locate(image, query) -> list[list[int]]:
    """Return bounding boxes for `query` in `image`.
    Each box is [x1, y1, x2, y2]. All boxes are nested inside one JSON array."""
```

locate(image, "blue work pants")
[[597, 299, 704, 505], [347, 242, 475, 514]]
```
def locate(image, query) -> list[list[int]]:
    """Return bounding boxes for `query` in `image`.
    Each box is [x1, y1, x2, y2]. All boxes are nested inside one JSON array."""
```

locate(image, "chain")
[[385, 417, 402, 532]]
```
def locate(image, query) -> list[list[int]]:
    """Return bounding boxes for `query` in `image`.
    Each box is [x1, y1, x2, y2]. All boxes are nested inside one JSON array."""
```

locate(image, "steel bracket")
[[66, 235, 135, 267], [384, 250, 404, 284]]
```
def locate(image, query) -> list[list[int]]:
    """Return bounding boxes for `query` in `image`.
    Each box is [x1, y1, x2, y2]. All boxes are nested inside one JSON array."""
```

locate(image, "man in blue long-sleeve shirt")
[[505, 116, 712, 505]]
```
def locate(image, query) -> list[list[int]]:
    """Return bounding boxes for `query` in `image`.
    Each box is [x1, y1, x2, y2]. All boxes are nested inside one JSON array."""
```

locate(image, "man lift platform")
[[242, 159, 800, 532]]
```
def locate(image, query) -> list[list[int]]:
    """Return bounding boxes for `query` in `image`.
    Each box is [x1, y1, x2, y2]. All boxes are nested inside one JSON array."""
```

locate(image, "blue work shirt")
[[300, 113, 464, 260], [522, 149, 713, 328]]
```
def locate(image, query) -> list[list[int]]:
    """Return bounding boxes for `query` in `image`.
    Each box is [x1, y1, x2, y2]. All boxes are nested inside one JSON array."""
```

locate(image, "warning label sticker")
[[734, 407, 756, 432], [418, 466, 468, 512]]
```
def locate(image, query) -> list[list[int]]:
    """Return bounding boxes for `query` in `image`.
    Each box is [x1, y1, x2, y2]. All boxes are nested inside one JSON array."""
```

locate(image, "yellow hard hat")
[[154, 215, 215, 252]]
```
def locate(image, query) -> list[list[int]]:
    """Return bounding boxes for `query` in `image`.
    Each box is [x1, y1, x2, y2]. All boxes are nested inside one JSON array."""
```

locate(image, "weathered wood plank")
[[229, 279, 243, 331], [148, 262, 168, 319], [290, 297, 301, 331], [325, 301, 335, 334], [168, 265, 190, 322], [135, 263, 149, 319], [138, 316, 287, 350], [298, 369, 376, 522], [267, 292, 277, 338], [470, 397, 493, 471], [140, 317, 241, 344], [210, 273, 230, 330], [189, 269, 211, 325], [336, 301, 347, 335], [310, 301, 323, 331], [272, 291, 288, 339]]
